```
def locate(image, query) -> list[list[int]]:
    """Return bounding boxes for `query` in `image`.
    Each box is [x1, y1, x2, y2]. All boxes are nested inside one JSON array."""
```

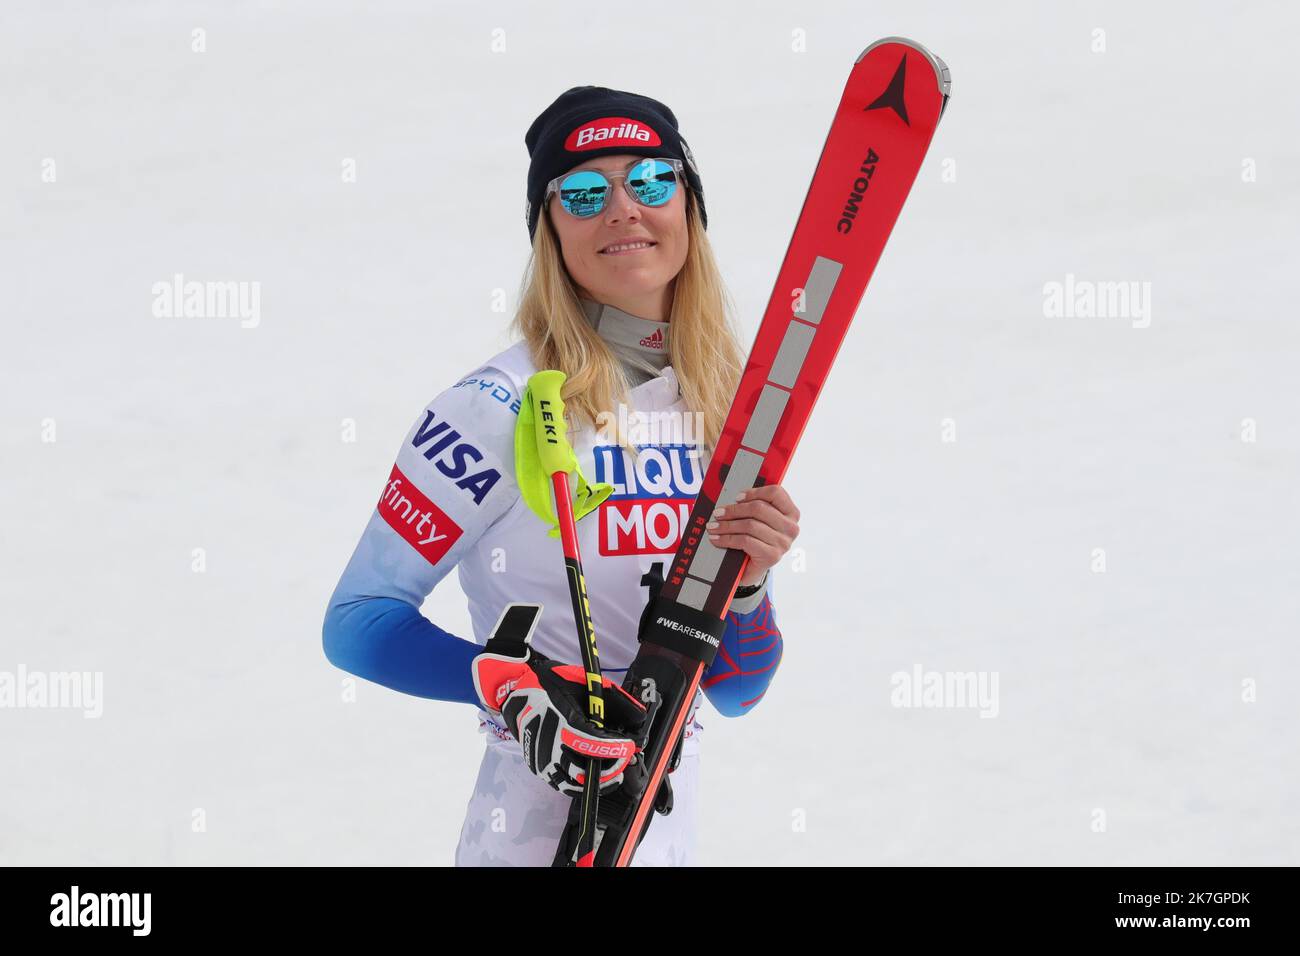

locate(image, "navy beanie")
[[525, 86, 706, 242]]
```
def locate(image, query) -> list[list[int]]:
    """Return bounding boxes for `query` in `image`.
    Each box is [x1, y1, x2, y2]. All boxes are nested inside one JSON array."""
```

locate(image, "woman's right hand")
[[471, 605, 651, 796]]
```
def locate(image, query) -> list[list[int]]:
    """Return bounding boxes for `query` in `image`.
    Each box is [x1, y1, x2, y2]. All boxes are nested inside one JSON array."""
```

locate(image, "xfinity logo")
[[49, 886, 151, 936], [378, 465, 465, 565]]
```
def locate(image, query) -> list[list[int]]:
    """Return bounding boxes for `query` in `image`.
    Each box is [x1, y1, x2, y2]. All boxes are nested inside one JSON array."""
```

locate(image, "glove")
[[471, 603, 650, 796]]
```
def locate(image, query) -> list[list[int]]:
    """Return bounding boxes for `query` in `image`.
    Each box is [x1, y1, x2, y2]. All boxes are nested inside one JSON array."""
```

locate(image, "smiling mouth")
[[600, 240, 658, 255]]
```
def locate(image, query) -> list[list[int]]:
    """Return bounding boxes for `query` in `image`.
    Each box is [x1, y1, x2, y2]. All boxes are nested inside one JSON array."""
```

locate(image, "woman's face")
[[546, 153, 689, 313]]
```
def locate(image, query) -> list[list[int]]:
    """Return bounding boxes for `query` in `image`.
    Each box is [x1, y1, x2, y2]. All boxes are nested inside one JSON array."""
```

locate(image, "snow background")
[[2, 0, 1296, 865]]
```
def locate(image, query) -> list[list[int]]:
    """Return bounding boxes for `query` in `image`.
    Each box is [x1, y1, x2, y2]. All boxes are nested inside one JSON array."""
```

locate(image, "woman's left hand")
[[706, 484, 800, 587]]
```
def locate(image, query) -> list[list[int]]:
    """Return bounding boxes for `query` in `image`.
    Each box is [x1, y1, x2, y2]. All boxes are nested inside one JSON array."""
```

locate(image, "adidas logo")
[[639, 328, 664, 349]]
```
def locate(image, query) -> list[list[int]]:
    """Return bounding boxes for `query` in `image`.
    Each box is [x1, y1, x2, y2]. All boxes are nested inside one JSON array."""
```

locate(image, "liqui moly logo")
[[378, 465, 464, 565], [592, 443, 703, 556], [566, 116, 662, 151]]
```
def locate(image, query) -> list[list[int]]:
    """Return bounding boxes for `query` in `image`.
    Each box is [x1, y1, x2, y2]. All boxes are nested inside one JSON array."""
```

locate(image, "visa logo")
[[411, 410, 502, 506]]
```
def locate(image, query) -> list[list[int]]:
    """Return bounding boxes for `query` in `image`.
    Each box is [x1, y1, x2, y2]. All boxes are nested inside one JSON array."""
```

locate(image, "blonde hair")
[[510, 188, 745, 459]]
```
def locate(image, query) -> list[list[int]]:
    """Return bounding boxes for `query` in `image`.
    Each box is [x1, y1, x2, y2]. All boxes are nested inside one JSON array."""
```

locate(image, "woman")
[[323, 86, 801, 866]]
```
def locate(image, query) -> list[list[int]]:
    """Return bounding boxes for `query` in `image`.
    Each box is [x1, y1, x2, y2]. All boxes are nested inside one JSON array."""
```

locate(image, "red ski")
[[552, 37, 951, 866]]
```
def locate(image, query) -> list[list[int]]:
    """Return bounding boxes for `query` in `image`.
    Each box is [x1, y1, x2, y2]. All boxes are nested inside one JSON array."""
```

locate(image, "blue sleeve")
[[321, 364, 521, 706], [700, 575, 783, 717], [322, 598, 482, 704]]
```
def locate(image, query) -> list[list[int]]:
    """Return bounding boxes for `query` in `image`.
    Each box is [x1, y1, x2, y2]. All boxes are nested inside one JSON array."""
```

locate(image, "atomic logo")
[[865, 53, 910, 126]]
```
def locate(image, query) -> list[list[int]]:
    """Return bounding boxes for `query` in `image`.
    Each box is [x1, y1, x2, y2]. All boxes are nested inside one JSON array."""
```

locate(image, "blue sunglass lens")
[[558, 170, 611, 218], [627, 159, 677, 207], [557, 160, 678, 218]]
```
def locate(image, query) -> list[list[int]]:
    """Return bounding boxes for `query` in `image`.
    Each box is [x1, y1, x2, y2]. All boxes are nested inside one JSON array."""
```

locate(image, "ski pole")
[[521, 370, 606, 866]]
